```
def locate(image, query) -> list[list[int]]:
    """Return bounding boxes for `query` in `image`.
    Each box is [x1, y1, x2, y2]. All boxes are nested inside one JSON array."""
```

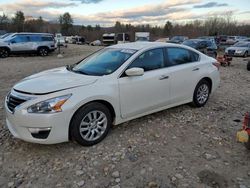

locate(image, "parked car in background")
[[182, 39, 218, 58], [90, 40, 102, 46], [135, 32, 150, 42], [168, 36, 188, 44], [116, 33, 130, 44], [155, 38, 170, 42], [75, 36, 86, 45], [198, 36, 216, 45], [226, 36, 248, 45], [0, 33, 56, 58], [218, 35, 228, 45], [225, 42, 250, 57], [5, 42, 220, 146]]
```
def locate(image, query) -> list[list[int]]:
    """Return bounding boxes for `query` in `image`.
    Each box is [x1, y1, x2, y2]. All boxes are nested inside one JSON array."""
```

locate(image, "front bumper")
[[5, 96, 71, 144]]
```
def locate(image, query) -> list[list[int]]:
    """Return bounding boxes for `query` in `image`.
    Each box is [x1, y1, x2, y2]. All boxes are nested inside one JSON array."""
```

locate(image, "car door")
[[9, 35, 30, 52], [165, 47, 201, 104], [118, 48, 171, 119]]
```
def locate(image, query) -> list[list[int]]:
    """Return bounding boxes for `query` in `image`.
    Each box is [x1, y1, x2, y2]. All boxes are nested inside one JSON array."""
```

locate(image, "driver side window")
[[128, 48, 165, 71]]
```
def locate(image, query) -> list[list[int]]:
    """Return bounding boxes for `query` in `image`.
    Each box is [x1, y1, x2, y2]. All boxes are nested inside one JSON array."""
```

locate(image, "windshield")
[[0, 33, 12, 39], [183, 40, 198, 48], [72, 48, 136, 76], [233, 42, 249, 47]]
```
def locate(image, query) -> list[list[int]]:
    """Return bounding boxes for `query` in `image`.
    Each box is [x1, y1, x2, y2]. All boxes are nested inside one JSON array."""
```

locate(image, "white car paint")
[[5, 42, 220, 144]]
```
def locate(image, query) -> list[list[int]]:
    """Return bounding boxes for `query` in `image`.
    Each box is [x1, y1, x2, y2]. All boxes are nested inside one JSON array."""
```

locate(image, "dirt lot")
[[0, 44, 250, 188]]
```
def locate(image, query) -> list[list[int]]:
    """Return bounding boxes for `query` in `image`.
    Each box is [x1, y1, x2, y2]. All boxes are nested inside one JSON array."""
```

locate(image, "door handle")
[[192, 68, 200, 71], [159, 75, 169, 80]]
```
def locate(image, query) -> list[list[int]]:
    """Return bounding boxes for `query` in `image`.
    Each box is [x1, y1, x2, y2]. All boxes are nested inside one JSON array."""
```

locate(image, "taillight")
[[243, 112, 250, 129], [212, 62, 220, 70]]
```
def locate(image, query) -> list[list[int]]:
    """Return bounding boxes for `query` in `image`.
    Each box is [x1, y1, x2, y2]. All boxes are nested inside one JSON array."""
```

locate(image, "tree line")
[[0, 11, 249, 41]]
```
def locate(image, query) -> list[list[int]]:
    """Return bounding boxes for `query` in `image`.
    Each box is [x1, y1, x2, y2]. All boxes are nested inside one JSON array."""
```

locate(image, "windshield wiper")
[[71, 69, 90, 75]]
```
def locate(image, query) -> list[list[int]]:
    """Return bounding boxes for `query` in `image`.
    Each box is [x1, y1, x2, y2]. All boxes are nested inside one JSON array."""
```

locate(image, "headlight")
[[27, 94, 72, 113]]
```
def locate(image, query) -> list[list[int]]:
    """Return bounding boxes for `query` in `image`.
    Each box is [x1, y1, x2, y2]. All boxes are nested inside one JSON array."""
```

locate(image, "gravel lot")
[[0, 44, 250, 188]]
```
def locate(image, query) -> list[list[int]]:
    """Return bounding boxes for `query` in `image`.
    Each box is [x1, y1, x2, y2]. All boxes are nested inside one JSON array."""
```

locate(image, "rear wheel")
[[0, 48, 9, 58], [38, 47, 49, 56], [70, 102, 112, 146], [192, 80, 210, 107]]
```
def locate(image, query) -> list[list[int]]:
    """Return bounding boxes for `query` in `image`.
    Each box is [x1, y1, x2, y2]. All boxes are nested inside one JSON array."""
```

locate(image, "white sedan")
[[5, 42, 220, 146]]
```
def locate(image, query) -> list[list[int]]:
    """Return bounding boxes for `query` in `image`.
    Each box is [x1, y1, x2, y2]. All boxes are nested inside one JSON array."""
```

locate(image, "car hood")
[[0, 40, 7, 46], [14, 67, 98, 94], [226, 46, 247, 51]]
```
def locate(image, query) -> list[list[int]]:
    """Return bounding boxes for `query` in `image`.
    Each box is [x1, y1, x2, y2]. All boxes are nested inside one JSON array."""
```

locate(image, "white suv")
[[0, 33, 56, 58], [5, 42, 220, 146]]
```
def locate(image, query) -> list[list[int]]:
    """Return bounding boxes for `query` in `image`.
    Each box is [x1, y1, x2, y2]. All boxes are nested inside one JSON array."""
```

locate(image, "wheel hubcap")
[[40, 49, 47, 56], [79, 110, 107, 141], [197, 84, 209, 104], [0, 50, 8, 57]]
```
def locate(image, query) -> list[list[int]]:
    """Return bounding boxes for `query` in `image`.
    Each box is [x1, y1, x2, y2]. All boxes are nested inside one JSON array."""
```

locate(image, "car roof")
[[109, 42, 182, 51], [11, 32, 53, 36]]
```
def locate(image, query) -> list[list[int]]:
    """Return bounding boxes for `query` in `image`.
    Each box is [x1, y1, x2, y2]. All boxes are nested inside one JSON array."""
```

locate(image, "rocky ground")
[[0, 44, 250, 188]]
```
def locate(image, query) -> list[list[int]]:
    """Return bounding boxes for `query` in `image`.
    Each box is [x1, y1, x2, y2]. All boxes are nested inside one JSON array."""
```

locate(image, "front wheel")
[[70, 102, 112, 146], [38, 47, 49, 56], [0, 48, 9, 58], [192, 80, 210, 107]]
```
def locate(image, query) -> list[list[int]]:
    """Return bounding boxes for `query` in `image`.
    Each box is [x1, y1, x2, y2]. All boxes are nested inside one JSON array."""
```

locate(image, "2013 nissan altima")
[[5, 42, 220, 146]]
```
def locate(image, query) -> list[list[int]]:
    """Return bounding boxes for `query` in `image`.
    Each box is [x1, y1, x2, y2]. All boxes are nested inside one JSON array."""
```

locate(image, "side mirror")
[[125, 67, 144, 77]]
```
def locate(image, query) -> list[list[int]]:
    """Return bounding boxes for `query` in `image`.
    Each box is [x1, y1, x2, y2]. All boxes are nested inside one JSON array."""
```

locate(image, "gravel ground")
[[0, 44, 250, 188]]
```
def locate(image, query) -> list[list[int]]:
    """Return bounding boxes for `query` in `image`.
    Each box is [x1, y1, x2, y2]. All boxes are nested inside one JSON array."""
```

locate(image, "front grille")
[[7, 94, 27, 113]]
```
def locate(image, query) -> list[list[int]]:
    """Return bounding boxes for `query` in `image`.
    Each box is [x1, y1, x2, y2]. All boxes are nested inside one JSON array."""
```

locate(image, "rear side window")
[[166, 47, 199, 66], [41, 36, 54, 41], [128, 48, 165, 71], [30, 35, 41, 42]]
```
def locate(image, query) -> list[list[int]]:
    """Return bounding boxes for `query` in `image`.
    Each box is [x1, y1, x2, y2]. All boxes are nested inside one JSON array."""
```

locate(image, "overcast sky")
[[0, 0, 249, 26]]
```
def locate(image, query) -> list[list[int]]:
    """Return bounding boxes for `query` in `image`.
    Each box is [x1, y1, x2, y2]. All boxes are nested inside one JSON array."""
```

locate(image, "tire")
[[244, 137, 250, 150], [243, 51, 248, 58], [38, 47, 49, 56], [70, 102, 112, 146], [192, 79, 211, 107], [0, 48, 9, 58], [247, 61, 250, 71]]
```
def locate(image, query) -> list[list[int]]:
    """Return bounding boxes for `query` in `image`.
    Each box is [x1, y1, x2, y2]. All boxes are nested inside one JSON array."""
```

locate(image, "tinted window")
[[12, 35, 30, 43], [166, 48, 199, 66], [128, 48, 165, 71], [41, 36, 54, 41], [30, 35, 41, 42]]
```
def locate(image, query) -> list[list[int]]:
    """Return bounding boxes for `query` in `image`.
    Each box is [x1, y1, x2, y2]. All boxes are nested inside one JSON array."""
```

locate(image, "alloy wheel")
[[79, 110, 107, 141], [196, 84, 209, 104]]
